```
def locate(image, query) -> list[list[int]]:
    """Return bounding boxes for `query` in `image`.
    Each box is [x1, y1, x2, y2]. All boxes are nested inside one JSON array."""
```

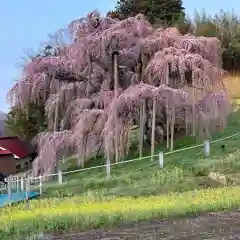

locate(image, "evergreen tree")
[[111, 0, 185, 25]]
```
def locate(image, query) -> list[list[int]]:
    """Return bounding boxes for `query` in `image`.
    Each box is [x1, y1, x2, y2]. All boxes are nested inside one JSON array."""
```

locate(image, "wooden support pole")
[[114, 53, 119, 163], [151, 99, 156, 161]]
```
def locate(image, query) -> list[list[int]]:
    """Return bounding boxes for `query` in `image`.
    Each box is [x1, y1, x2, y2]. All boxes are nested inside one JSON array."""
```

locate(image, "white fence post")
[[58, 170, 63, 184], [20, 177, 24, 191], [16, 176, 19, 194], [8, 175, 12, 203], [204, 140, 210, 157], [106, 160, 111, 179], [25, 175, 30, 209], [39, 176, 42, 195], [159, 152, 164, 168]]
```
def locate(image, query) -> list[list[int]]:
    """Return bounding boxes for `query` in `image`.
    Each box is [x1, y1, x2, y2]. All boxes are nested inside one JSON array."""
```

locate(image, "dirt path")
[[43, 210, 240, 239]]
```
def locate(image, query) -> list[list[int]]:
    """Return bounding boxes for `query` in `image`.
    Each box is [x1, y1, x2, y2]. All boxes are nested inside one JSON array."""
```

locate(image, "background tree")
[[35, 45, 58, 58], [173, 13, 193, 35], [191, 10, 240, 72], [6, 45, 56, 141], [110, 0, 185, 25], [5, 104, 47, 142]]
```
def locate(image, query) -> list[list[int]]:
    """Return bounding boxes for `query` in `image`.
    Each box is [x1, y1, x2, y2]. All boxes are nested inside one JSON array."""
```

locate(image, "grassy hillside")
[[32, 109, 240, 200]]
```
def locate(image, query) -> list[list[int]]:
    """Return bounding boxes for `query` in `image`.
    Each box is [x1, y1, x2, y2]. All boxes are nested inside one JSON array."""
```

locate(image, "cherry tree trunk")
[[113, 53, 119, 163], [151, 98, 156, 161]]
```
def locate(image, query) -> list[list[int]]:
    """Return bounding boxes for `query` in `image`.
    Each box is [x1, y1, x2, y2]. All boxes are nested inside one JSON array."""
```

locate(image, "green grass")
[[36, 148, 240, 201], [1, 186, 240, 239]]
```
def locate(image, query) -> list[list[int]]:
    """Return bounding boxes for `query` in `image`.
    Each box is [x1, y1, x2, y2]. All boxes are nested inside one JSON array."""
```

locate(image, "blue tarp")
[[0, 191, 39, 207]]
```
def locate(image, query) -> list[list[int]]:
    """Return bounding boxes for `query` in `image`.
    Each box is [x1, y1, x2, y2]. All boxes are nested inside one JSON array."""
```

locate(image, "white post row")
[[204, 140, 210, 157], [159, 152, 164, 168], [58, 170, 63, 184]]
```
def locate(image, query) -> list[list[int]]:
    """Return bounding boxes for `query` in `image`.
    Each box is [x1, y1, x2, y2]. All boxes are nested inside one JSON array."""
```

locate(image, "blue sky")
[[0, 0, 238, 113]]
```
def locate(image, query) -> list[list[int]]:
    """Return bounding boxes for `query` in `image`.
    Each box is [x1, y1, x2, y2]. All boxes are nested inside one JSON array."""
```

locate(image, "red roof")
[[0, 149, 12, 155], [0, 136, 34, 158]]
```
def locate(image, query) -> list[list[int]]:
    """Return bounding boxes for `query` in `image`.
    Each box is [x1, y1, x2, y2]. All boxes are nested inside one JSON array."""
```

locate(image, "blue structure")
[[0, 191, 39, 207]]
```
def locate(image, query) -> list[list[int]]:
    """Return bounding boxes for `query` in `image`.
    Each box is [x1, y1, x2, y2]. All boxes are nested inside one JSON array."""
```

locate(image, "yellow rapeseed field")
[[1, 186, 240, 239]]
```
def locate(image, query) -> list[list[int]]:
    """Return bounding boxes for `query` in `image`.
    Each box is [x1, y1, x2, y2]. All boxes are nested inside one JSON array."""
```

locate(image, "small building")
[[0, 136, 36, 174]]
